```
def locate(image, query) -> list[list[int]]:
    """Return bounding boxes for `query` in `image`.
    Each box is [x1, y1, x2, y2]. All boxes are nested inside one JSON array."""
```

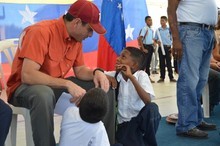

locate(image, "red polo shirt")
[[7, 16, 84, 100]]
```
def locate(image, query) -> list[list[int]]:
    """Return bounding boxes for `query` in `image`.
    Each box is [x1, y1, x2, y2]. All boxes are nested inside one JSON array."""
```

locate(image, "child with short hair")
[[59, 88, 110, 146], [106, 46, 161, 146]]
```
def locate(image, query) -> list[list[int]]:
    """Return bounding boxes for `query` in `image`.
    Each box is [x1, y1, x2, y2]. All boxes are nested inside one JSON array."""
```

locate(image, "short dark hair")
[[124, 47, 146, 70], [145, 16, 151, 22], [64, 12, 87, 26], [79, 88, 108, 123], [161, 16, 168, 21]]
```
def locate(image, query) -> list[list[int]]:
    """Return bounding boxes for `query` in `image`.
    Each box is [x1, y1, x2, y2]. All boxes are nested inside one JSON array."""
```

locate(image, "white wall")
[[146, 0, 167, 30], [146, 0, 220, 30]]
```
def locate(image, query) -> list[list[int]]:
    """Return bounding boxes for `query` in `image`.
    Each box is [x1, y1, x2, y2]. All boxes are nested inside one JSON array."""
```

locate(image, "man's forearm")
[[74, 66, 94, 81], [167, 0, 180, 40], [21, 69, 72, 89]]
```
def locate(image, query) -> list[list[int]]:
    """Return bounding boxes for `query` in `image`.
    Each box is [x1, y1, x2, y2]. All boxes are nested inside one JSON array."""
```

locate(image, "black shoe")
[[170, 78, 177, 82], [197, 121, 217, 131], [177, 128, 208, 138], [157, 78, 164, 83], [152, 71, 159, 74]]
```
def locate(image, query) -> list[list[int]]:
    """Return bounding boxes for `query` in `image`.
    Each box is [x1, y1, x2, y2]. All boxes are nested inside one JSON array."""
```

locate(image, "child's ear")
[[132, 61, 139, 71]]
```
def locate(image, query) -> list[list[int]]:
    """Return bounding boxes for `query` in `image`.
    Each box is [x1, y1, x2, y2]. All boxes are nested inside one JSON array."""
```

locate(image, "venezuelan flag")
[[0, 0, 148, 68], [0, 0, 99, 68]]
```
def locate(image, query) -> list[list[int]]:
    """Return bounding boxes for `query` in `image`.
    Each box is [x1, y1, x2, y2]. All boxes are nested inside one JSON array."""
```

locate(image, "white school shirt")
[[59, 106, 110, 146], [105, 70, 155, 124], [140, 26, 154, 45]]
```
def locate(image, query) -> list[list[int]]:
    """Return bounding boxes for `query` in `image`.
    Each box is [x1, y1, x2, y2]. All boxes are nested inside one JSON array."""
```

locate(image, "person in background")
[[6, 1, 110, 146], [168, 0, 218, 138], [106, 47, 161, 146], [208, 16, 220, 113], [208, 59, 220, 113], [154, 16, 176, 83], [138, 16, 157, 83], [151, 45, 159, 75], [0, 79, 12, 146]]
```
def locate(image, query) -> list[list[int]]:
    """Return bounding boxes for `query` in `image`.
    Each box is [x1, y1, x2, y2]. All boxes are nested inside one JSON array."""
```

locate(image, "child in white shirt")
[[106, 46, 161, 146], [59, 88, 110, 146]]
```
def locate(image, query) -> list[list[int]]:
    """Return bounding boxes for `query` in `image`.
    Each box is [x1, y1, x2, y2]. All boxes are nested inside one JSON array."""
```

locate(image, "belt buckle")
[[202, 24, 206, 29], [202, 24, 212, 30], [207, 25, 210, 29]]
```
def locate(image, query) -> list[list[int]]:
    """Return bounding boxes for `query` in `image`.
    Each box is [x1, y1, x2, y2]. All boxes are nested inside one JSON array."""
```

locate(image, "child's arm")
[[106, 75, 117, 89], [120, 65, 151, 104], [104, 71, 118, 89], [129, 75, 151, 104]]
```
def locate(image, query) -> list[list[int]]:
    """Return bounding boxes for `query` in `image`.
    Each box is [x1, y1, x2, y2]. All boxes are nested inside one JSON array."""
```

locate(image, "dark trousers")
[[116, 103, 161, 146], [173, 59, 178, 73], [0, 99, 12, 146], [143, 44, 154, 76], [208, 68, 220, 106], [158, 46, 174, 79]]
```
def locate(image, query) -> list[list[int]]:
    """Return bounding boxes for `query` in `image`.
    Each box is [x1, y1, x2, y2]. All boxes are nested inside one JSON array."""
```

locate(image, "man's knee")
[[28, 85, 56, 107]]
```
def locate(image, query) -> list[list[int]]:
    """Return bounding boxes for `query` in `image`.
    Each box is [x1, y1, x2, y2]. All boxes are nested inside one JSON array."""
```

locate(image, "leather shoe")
[[197, 121, 216, 131], [177, 128, 208, 138], [157, 78, 164, 83], [170, 78, 177, 82], [152, 71, 159, 74]]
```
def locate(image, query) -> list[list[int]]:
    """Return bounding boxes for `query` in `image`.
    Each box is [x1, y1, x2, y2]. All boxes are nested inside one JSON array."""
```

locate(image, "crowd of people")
[[0, 0, 219, 146]]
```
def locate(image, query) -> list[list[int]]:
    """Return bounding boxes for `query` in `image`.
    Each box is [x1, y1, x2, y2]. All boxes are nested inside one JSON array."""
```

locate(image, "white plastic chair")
[[202, 84, 210, 118], [0, 38, 34, 146]]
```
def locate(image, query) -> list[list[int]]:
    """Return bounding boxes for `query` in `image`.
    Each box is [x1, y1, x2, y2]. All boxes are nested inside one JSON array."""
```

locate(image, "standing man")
[[154, 16, 176, 83], [7, 1, 109, 146], [139, 16, 156, 83], [168, 0, 218, 138]]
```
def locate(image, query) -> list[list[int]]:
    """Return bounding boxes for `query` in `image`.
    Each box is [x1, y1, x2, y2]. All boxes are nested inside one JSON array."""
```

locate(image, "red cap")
[[68, 0, 106, 35]]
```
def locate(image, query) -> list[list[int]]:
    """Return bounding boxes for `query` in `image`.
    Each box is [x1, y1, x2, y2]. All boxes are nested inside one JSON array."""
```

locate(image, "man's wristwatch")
[[93, 68, 104, 75]]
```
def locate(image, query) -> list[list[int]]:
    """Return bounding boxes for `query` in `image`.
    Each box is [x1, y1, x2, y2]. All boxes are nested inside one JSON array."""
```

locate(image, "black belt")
[[163, 45, 171, 48], [178, 22, 214, 30], [144, 44, 153, 46]]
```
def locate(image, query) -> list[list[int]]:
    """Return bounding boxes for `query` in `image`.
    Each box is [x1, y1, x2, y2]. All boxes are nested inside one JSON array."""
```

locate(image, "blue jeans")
[[176, 25, 215, 133]]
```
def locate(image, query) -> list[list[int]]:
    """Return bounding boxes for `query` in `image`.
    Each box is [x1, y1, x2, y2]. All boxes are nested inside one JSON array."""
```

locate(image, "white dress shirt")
[[105, 70, 155, 124]]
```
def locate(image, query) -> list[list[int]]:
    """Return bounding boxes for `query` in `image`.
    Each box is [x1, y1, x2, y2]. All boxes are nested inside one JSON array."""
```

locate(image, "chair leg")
[[10, 114, 18, 146], [202, 84, 210, 118], [24, 112, 34, 146], [4, 128, 12, 146]]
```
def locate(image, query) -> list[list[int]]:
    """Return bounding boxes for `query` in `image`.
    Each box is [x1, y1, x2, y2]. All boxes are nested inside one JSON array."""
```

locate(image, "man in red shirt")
[[7, 1, 110, 146]]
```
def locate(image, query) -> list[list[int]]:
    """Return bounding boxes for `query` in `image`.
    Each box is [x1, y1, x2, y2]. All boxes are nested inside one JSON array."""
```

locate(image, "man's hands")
[[68, 70, 110, 106], [67, 81, 86, 106], [172, 39, 183, 60], [106, 75, 117, 89], [93, 70, 110, 92]]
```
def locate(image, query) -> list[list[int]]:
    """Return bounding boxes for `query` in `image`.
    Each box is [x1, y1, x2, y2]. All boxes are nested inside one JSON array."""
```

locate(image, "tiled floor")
[[11, 72, 179, 145]]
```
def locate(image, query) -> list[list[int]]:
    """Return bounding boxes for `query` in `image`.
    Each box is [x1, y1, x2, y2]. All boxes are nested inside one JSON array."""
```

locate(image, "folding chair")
[[0, 38, 34, 146]]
